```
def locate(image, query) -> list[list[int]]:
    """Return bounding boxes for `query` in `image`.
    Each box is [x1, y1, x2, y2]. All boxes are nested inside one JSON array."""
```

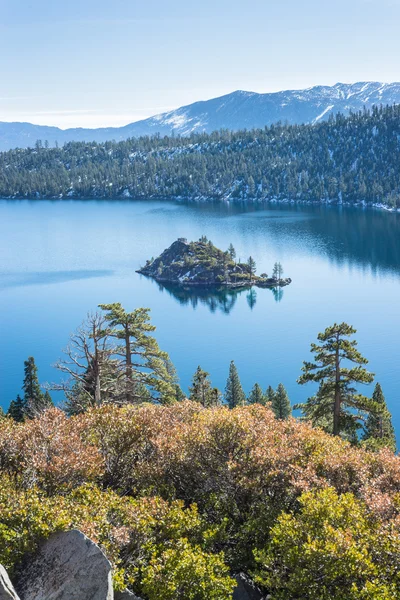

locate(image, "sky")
[[1, 0, 400, 129]]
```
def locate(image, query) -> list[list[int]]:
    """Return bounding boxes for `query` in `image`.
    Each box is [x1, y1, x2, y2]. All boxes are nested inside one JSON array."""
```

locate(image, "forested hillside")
[[0, 104, 400, 207]]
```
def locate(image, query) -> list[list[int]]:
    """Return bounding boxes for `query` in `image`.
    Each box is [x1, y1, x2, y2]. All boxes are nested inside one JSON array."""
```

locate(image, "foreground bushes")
[[255, 487, 400, 600], [0, 403, 399, 598], [0, 477, 234, 598]]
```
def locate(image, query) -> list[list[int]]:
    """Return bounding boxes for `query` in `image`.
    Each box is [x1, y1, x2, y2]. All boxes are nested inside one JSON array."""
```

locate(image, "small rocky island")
[[137, 237, 291, 289]]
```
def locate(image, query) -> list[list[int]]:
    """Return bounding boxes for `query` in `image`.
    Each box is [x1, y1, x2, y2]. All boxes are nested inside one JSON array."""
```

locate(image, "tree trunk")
[[93, 321, 101, 407], [333, 339, 341, 436], [125, 330, 133, 404]]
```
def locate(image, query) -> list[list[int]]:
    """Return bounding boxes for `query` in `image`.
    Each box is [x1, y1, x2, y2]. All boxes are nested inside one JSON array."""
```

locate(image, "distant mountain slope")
[[1, 104, 400, 208], [1, 82, 400, 151]]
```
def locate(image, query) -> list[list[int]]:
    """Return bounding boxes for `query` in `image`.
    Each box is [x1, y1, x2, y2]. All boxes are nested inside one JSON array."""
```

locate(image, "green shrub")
[[141, 538, 236, 600], [254, 487, 400, 600], [0, 476, 232, 595]]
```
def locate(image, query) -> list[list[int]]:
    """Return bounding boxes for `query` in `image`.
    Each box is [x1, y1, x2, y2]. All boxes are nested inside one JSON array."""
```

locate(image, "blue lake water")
[[0, 199, 399, 435]]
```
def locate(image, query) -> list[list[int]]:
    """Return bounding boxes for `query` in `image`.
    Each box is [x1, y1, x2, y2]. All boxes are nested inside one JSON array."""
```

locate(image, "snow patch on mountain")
[[1, 81, 400, 151]]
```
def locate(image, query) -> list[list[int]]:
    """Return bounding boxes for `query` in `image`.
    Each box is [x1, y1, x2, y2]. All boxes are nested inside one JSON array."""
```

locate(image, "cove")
[[0, 199, 399, 434]]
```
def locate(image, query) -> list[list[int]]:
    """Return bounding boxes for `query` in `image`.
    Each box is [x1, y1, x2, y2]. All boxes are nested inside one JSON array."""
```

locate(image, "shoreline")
[[0, 196, 400, 213], [137, 272, 292, 289]]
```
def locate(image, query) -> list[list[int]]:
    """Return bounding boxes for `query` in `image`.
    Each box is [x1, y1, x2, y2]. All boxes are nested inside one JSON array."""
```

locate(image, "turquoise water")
[[0, 199, 399, 435]]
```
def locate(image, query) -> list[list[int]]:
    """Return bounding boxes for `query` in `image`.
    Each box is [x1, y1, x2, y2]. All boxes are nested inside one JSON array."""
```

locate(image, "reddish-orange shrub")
[[0, 408, 103, 493]]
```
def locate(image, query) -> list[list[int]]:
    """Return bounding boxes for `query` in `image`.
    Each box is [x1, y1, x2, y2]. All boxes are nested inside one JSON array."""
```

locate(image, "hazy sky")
[[1, 0, 400, 128]]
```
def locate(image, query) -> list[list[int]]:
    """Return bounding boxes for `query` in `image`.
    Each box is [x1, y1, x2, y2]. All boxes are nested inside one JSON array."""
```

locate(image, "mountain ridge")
[[1, 81, 400, 151]]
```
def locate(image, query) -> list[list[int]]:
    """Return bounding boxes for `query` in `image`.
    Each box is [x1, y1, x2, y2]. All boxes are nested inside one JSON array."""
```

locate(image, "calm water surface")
[[0, 200, 399, 434]]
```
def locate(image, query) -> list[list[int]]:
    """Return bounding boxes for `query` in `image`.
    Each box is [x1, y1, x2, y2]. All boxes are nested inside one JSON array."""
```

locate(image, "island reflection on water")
[[153, 281, 284, 314]]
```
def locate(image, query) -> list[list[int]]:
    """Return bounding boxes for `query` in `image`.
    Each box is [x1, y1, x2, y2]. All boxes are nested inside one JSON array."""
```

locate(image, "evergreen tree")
[[271, 383, 291, 419], [174, 384, 186, 402], [228, 243, 236, 262], [265, 385, 276, 404], [272, 262, 284, 281], [23, 356, 48, 418], [43, 391, 54, 408], [248, 383, 265, 405], [247, 256, 256, 282], [163, 356, 185, 404], [7, 394, 25, 422], [23, 356, 42, 405], [189, 366, 215, 407], [99, 303, 176, 404], [210, 387, 223, 407], [297, 323, 374, 437], [225, 360, 246, 408], [362, 383, 396, 451]]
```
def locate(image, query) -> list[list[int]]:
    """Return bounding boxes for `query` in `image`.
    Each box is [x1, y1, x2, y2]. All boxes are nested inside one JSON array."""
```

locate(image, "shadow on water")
[[153, 280, 284, 314], [183, 201, 400, 276], [0, 270, 114, 290]]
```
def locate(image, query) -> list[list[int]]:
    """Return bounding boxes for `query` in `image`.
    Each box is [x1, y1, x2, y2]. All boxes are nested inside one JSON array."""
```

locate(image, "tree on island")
[[272, 262, 284, 281], [271, 383, 291, 419], [248, 383, 265, 405], [247, 256, 256, 282], [228, 243, 236, 262], [225, 360, 246, 408], [362, 383, 396, 451], [99, 303, 177, 405], [297, 322, 375, 437], [189, 366, 218, 407]]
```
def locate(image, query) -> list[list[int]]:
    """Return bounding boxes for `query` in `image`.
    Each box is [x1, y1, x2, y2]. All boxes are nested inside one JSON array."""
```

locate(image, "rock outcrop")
[[115, 592, 142, 600], [233, 573, 265, 600], [15, 530, 113, 600], [0, 566, 20, 600]]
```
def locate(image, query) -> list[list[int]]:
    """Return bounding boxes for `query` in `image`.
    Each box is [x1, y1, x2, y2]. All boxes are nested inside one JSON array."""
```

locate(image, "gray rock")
[[115, 592, 143, 600], [233, 573, 264, 600], [0, 566, 20, 600], [15, 529, 113, 600]]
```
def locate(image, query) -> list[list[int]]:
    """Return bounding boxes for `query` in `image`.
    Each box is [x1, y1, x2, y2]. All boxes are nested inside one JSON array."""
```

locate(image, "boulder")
[[15, 529, 113, 600], [0, 566, 20, 600], [233, 573, 264, 600], [115, 592, 143, 600]]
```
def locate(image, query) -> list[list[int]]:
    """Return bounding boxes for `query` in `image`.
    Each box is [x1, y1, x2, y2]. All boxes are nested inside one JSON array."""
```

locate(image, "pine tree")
[[43, 391, 54, 408], [272, 262, 284, 281], [228, 243, 236, 262], [297, 323, 374, 437], [247, 256, 256, 282], [189, 366, 215, 407], [7, 394, 25, 422], [99, 303, 176, 404], [174, 384, 186, 402], [272, 383, 291, 419], [23, 357, 47, 418], [362, 383, 396, 451], [225, 360, 246, 409], [210, 387, 223, 407], [248, 383, 265, 405], [23, 356, 42, 404], [265, 385, 275, 404]]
